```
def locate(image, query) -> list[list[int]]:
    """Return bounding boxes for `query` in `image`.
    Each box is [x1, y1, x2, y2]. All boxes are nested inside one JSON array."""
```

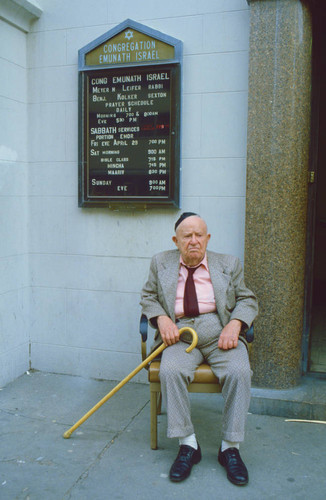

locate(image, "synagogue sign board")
[[78, 20, 182, 207]]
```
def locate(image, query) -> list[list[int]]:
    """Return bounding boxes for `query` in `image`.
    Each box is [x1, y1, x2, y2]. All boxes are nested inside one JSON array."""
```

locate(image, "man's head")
[[172, 213, 211, 267]]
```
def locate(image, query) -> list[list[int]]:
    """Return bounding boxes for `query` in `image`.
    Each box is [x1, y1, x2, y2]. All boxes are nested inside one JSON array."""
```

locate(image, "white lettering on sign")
[[92, 179, 112, 186], [103, 40, 156, 54], [146, 73, 170, 81], [113, 139, 128, 146], [127, 99, 154, 107], [91, 78, 108, 85], [91, 127, 117, 134], [117, 93, 137, 101], [97, 113, 116, 119], [100, 53, 131, 64], [122, 84, 141, 92], [135, 50, 159, 61], [117, 127, 140, 133], [95, 134, 114, 140], [112, 75, 142, 83], [92, 87, 110, 94], [148, 83, 163, 90], [148, 92, 167, 98]]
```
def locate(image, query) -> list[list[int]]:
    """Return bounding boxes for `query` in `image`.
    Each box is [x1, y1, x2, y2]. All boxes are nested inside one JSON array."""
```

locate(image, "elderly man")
[[140, 212, 258, 485]]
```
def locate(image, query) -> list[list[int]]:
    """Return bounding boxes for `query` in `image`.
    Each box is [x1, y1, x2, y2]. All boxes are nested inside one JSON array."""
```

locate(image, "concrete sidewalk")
[[1, 371, 325, 500]]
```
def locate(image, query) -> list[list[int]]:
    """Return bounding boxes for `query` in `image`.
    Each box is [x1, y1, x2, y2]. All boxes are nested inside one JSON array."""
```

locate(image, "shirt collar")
[[180, 253, 208, 270]]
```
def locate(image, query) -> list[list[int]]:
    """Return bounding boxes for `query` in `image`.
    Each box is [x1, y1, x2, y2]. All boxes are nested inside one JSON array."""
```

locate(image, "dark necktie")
[[184, 266, 200, 317]]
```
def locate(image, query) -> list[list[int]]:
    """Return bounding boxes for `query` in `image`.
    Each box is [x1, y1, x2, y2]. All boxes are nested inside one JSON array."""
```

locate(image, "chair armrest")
[[140, 314, 149, 365], [245, 324, 254, 343], [140, 313, 148, 342]]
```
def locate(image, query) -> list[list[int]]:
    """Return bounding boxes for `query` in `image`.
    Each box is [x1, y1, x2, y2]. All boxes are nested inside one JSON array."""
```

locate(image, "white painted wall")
[[0, 16, 29, 386], [0, 0, 250, 386]]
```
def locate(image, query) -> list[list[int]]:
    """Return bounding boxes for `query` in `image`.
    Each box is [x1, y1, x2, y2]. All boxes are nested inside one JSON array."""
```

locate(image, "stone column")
[[245, 0, 312, 388]]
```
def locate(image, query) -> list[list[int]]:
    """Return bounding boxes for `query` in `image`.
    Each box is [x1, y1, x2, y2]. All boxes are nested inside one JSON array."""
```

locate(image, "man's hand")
[[157, 315, 180, 346], [218, 319, 242, 350]]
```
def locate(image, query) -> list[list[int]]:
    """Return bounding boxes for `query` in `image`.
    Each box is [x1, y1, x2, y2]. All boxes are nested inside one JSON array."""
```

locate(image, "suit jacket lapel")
[[207, 252, 231, 326], [159, 251, 180, 321]]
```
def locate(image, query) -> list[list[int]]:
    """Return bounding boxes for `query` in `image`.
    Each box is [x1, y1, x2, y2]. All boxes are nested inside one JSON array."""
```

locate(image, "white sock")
[[221, 440, 240, 452], [179, 433, 198, 449]]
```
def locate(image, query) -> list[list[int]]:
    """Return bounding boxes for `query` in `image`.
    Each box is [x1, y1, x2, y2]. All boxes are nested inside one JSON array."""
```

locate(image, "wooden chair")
[[140, 314, 254, 449]]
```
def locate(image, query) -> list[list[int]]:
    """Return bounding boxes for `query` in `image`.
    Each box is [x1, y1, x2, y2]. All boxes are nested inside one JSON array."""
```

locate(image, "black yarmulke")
[[174, 212, 199, 231]]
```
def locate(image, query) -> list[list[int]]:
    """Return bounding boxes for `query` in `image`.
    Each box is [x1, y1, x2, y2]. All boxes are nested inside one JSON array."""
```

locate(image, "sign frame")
[[78, 19, 182, 208]]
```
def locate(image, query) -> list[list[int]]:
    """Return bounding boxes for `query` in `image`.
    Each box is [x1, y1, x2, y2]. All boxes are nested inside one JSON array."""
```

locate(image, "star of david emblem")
[[124, 30, 134, 41]]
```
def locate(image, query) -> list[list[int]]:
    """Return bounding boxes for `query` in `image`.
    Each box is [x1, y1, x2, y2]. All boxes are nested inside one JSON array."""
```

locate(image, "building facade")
[[0, 0, 325, 396]]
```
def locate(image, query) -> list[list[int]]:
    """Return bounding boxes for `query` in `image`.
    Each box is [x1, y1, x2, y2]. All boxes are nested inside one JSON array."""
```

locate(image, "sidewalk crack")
[[62, 399, 150, 499]]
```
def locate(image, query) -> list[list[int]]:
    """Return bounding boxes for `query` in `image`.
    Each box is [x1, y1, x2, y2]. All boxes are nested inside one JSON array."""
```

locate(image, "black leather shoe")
[[169, 444, 201, 482], [218, 447, 248, 486]]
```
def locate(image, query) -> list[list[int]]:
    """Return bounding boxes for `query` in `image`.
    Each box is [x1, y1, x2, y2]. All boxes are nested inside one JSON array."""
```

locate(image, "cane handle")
[[178, 326, 198, 353]]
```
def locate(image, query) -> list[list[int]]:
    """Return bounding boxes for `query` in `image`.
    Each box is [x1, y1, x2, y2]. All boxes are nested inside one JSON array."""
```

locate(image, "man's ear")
[[172, 235, 178, 246]]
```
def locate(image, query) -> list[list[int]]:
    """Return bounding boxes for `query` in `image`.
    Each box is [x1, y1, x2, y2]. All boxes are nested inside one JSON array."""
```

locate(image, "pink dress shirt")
[[175, 254, 217, 318]]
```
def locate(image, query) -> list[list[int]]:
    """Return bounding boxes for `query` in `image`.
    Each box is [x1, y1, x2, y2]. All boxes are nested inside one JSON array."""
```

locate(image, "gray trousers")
[[159, 313, 252, 442]]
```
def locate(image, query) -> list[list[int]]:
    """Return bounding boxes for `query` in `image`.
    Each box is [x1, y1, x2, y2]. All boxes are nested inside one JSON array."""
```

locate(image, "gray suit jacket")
[[140, 249, 258, 340]]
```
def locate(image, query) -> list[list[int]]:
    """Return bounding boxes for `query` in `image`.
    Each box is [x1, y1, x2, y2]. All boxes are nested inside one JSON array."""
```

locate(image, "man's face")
[[172, 216, 211, 267]]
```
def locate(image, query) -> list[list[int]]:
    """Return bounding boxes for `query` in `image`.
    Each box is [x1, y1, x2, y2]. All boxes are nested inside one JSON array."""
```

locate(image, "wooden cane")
[[63, 326, 198, 438]]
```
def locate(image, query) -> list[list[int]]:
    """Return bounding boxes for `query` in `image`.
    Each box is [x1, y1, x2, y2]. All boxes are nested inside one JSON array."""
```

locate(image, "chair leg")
[[157, 391, 162, 415], [150, 389, 158, 449]]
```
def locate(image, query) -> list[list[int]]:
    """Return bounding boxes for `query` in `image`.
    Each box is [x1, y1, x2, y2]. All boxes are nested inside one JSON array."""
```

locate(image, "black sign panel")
[[79, 64, 180, 206]]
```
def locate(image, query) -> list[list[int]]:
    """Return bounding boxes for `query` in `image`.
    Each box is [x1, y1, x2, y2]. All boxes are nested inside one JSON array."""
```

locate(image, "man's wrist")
[[157, 315, 170, 326], [229, 319, 243, 335]]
